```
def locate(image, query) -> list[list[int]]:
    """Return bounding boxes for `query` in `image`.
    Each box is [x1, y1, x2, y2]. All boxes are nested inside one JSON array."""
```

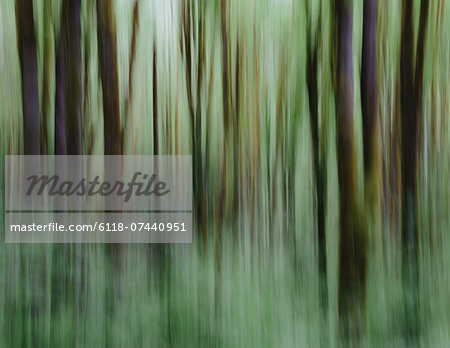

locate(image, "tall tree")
[[66, 0, 82, 154], [335, 0, 367, 342], [97, 0, 123, 156], [55, 1, 67, 155], [217, 0, 231, 230], [41, 0, 53, 154], [126, 0, 139, 154], [361, 0, 382, 235], [16, 0, 40, 155], [96, 0, 125, 277], [153, 43, 159, 157], [305, 0, 328, 317], [15, 3, 41, 346], [400, 0, 430, 338], [180, 0, 208, 243], [52, 4, 84, 347]]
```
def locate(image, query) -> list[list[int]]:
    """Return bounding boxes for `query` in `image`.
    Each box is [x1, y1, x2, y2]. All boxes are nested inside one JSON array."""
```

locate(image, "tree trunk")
[[15, 3, 41, 346], [96, 0, 125, 276], [361, 0, 382, 236], [55, 3, 67, 155], [180, 0, 208, 243], [41, 0, 53, 154], [16, 0, 40, 155], [153, 43, 159, 157], [97, 0, 122, 156], [306, 3, 328, 317], [400, 0, 429, 339], [217, 0, 231, 228], [335, 0, 367, 342], [127, 1, 139, 154], [65, 0, 82, 155]]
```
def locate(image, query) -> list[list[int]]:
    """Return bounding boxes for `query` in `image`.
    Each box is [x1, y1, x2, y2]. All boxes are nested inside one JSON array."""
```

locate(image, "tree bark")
[[335, 0, 367, 342], [41, 0, 53, 154], [400, 0, 429, 339], [65, 0, 82, 155], [55, 3, 67, 155], [127, 1, 139, 154], [16, 0, 40, 155], [97, 0, 122, 156], [361, 0, 382, 243], [153, 44, 159, 157], [306, 0, 328, 318], [361, 0, 380, 179], [96, 0, 125, 277]]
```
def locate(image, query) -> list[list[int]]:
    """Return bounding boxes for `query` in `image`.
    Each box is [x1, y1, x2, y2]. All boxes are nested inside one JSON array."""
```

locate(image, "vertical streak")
[[16, 0, 40, 155]]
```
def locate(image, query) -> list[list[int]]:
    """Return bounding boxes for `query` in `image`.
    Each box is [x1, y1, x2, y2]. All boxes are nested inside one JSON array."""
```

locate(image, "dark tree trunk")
[[96, 0, 125, 277], [361, 0, 380, 178], [66, 0, 82, 155], [195, 4, 207, 243], [127, 1, 139, 154], [41, 0, 53, 155], [153, 44, 159, 157], [400, 0, 416, 251], [399, 0, 417, 339], [217, 0, 231, 229], [306, 0, 328, 319], [55, 8, 67, 155], [335, 0, 367, 342], [361, 0, 382, 245], [180, 0, 208, 243], [15, 3, 40, 346], [97, 0, 123, 156], [53, 3, 84, 347], [151, 41, 166, 275], [54, 0, 83, 155], [16, 0, 40, 155], [400, 0, 429, 340]]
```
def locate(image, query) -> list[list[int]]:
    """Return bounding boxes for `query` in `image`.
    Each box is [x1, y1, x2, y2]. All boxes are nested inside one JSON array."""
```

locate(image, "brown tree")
[[180, 0, 208, 243], [361, 0, 382, 237], [96, 0, 125, 277], [97, 0, 123, 156], [305, 1, 328, 318], [335, 0, 367, 342], [16, 0, 40, 155], [54, 0, 82, 155], [41, 0, 53, 154], [400, 0, 430, 338]]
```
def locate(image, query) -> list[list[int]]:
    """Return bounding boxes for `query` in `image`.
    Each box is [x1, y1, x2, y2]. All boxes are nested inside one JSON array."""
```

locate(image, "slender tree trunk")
[[55, 0, 83, 154], [15, 3, 41, 346], [153, 44, 159, 157], [127, 1, 139, 154], [400, 0, 429, 339], [97, 0, 122, 156], [41, 0, 53, 155], [217, 0, 231, 229], [66, 0, 82, 155], [399, 0, 417, 339], [306, 2, 328, 318], [361, 0, 382, 235], [55, 3, 67, 155], [196, 4, 207, 243], [180, 0, 207, 243], [65, 3, 83, 348], [53, 3, 84, 348], [16, 0, 40, 155], [233, 40, 241, 232], [335, 0, 367, 342], [96, 0, 125, 278]]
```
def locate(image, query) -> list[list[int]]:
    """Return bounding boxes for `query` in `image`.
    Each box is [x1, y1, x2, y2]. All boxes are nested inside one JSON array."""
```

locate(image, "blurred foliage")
[[1, 0, 450, 346]]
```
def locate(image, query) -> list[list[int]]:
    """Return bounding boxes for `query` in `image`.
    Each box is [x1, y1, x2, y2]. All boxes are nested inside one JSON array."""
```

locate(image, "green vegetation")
[[1, 0, 449, 346]]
